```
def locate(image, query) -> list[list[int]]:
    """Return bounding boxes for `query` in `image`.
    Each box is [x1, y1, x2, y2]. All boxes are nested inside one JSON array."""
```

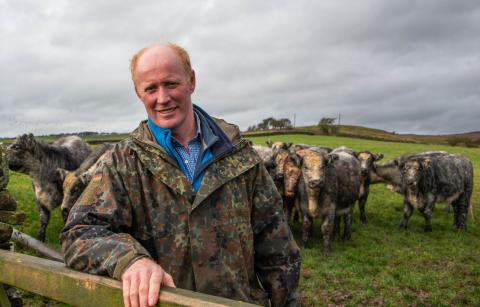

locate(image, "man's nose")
[[156, 87, 170, 103]]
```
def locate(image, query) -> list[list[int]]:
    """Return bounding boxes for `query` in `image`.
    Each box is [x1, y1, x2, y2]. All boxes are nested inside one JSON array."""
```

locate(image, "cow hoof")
[[424, 226, 432, 232]]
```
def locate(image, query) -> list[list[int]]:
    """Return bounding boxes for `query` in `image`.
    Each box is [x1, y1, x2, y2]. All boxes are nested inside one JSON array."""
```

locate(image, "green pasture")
[[5, 134, 480, 306]]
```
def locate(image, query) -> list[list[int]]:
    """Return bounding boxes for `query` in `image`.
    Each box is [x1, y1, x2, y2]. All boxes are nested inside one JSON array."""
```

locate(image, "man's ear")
[[189, 70, 196, 93]]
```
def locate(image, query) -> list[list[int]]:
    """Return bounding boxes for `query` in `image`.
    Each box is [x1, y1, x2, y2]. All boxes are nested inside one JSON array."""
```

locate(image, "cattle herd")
[[255, 141, 474, 255], [5, 134, 475, 256]]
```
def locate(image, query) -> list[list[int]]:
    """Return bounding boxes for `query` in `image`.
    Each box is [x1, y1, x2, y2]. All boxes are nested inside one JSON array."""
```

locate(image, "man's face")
[[135, 46, 195, 134]]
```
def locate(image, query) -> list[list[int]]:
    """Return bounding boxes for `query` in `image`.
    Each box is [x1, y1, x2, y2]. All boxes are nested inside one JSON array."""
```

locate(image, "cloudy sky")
[[1, 0, 479, 137]]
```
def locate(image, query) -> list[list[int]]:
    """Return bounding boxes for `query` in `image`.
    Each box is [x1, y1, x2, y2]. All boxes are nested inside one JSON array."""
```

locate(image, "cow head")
[[58, 168, 91, 222], [266, 141, 291, 154], [396, 158, 431, 189], [272, 150, 289, 182], [283, 155, 302, 197], [7, 133, 39, 173], [294, 149, 338, 190], [356, 151, 384, 177]]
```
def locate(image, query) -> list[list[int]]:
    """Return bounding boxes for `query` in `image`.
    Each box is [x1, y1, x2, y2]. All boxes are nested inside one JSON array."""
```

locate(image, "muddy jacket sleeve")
[[252, 163, 301, 307], [60, 155, 151, 279]]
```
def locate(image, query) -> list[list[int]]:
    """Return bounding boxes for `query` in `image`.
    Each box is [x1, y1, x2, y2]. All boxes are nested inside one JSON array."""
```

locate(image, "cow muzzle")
[[308, 179, 323, 189]]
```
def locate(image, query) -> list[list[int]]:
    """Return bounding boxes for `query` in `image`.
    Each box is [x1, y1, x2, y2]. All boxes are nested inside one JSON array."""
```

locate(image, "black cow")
[[7, 133, 91, 241], [395, 153, 473, 232]]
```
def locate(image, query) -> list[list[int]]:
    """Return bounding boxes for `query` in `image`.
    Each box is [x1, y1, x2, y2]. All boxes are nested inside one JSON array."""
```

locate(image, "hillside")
[[243, 125, 480, 147], [1, 125, 479, 148]]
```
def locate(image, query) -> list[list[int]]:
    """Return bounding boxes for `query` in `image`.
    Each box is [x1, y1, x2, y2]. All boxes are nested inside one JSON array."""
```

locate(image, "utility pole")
[[293, 113, 296, 128], [338, 113, 341, 126]]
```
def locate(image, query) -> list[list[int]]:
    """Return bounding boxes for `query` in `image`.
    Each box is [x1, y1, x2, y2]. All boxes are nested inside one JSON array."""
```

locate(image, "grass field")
[[6, 134, 480, 306]]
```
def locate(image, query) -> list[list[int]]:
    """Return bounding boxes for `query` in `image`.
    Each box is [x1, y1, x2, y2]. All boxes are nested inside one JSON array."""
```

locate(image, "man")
[[61, 44, 300, 307]]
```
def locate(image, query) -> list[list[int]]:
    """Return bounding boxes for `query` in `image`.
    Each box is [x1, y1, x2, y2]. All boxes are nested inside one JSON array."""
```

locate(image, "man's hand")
[[122, 257, 176, 307]]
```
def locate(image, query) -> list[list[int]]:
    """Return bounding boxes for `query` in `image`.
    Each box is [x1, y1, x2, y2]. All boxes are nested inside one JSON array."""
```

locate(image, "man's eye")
[[144, 86, 156, 93], [165, 81, 178, 88]]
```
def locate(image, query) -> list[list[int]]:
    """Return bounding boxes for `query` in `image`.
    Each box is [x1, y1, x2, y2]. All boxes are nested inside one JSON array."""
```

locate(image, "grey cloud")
[[1, 0, 479, 137]]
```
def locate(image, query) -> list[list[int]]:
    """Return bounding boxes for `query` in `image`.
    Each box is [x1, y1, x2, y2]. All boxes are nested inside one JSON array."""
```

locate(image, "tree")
[[318, 117, 337, 135]]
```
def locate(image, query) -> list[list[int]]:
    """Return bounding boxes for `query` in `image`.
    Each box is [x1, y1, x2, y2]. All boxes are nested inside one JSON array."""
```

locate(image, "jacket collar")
[[128, 108, 257, 206]]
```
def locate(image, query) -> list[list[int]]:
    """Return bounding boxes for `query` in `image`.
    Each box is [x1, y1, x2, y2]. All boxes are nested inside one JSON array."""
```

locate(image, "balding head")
[[130, 43, 193, 95]]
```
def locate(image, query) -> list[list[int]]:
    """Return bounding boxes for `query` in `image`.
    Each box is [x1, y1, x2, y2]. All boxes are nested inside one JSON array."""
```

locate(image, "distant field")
[[2, 123, 479, 148], [6, 134, 480, 306]]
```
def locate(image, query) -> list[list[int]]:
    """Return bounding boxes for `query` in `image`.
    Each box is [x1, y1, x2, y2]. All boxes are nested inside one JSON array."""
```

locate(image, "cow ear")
[[24, 133, 36, 150], [394, 158, 404, 168], [56, 168, 67, 182], [375, 153, 384, 161], [286, 142, 293, 149], [327, 153, 339, 164], [422, 159, 431, 169], [291, 153, 302, 166], [265, 140, 273, 147], [352, 151, 359, 158]]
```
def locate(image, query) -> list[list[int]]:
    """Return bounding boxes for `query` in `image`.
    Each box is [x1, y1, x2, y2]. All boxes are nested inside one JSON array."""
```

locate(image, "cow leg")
[[343, 209, 353, 241], [333, 216, 341, 240], [358, 191, 369, 224], [453, 194, 468, 230], [399, 200, 414, 230], [422, 203, 434, 232], [283, 196, 294, 224], [452, 202, 460, 227], [321, 215, 334, 256], [36, 201, 50, 242], [302, 214, 313, 245], [293, 199, 300, 223]]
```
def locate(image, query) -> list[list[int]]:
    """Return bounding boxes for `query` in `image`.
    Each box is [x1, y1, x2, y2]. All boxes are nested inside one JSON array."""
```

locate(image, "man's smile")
[[156, 106, 178, 114]]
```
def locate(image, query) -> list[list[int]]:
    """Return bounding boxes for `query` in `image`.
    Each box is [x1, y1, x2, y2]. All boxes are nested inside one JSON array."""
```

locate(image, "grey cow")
[[354, 151, 384, 223], [395, 153, 473, 232], [292, 148, 360, 255], [7, 133, 91, 241]]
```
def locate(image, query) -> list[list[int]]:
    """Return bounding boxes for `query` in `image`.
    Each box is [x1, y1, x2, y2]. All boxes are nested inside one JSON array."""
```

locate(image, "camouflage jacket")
[[61, 119, 300, 306]]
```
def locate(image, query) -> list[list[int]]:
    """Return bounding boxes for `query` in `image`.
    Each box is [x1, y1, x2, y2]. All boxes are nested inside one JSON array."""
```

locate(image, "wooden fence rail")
[[0, 250, 259, 307]]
